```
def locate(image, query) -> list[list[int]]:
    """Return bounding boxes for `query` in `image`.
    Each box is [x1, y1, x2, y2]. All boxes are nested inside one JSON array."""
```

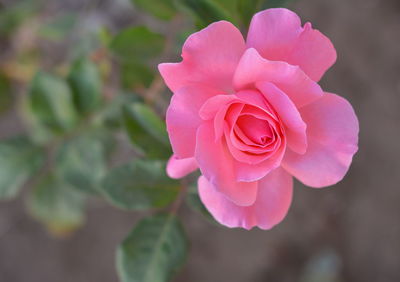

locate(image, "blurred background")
[[1, 0, 400, 281]]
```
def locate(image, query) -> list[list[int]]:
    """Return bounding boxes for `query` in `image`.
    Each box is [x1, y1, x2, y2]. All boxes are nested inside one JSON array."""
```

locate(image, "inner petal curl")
[[236, 114, 272, 145]]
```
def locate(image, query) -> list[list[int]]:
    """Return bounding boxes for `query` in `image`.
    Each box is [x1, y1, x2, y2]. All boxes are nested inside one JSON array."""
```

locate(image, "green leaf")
[[28, 174, 86, 236], [68, 57, 102, 114], [100, 160, 180, 210], [56, 132, 111, 194], [95, 94, 135, 129], [177, 0, 235, 27], [186, 185, 215, 223], [0, 136, 44, 200], [212, 0, 241, 21], [237, 0, 264, 27], [91, 93, 140, 130], [21, 97, 54, 144], [0, 72, 12, 114], [120, 62, 155, 89], [123, 102, 170, 159], [110, 26, 164, 89], [262, 0, 295, 8], [125, 103, 169, 145], [177, 0, 296, 29], [117, 214, 188, 282], [237, 0, 296, 28], [110, 26, 165, 63], [130, 0, 177, 20], [28, 71, 78, 133]]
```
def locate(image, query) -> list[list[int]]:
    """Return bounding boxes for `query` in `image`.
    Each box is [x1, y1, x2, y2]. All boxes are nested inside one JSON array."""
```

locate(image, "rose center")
[[236, 114, 273, 146]]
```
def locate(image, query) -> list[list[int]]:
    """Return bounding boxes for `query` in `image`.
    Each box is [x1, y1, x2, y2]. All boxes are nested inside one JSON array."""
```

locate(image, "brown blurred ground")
[[1, 0, 400, 281]]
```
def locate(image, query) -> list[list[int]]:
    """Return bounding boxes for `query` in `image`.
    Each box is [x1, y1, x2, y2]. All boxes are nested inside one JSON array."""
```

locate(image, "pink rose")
[[160, 8, 359, 229]]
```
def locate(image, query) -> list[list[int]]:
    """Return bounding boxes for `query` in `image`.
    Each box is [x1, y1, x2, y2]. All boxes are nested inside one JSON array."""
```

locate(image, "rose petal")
[[213, 103, 237, 141], [235, 89, 271, 112], [247, 8, 303, 61], [282, 93, 359, 187], [247, 9, 337, 82], [167, 85, 219, 158], [232, 135, 286, 182], [198, 167, 293, 230], [159, 21, 246, 93], [232, 125, 277, 153], [256, 81, 307, 154], [286, 23, 337, 82], [236, 115, 272, 144], [225, 115, 286, 180], [195, 122, 258, 206], [239, 105, 278, 124], [225, 124, 277, 165], [234, 48, 323, 107], [199, 90, 286, 180], [199, 95, 236, 120], [166, 155, 198, 179], [199, 94, 240, 141], [222, 103, 243, 139]]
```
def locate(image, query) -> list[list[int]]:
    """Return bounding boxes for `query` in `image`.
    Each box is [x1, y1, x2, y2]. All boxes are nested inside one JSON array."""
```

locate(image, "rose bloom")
[[159, 8, 359, 229]]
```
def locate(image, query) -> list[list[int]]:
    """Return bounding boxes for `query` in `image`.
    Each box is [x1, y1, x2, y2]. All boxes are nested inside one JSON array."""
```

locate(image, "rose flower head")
[[159, 8, 359, 230]]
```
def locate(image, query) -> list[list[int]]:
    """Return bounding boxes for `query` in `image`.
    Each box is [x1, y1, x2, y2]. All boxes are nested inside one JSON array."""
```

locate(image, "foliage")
[[0, 72, 13, 114], [100, 160, 180, 210], [123, 102, 171, 159], [117, 214, 187, 282], [110, 26, 165, 89], [28, 71, 78, 133], [68, 57, 103, 114], [0, 136, 44, 199], [0, 0, 295, 281], [27, 173, 87, 236], [56, 131, 111, 194]]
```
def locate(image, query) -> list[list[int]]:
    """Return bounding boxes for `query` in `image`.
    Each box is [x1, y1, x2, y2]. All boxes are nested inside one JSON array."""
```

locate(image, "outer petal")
[[282, 93, 359, 187], [198, 167, 293, 230], [234, 48, 323, 108], [166, 85, 219, 158], [166, 155, 197, 179], [247, 9, 337, 82], [256, 81, 307, 154], [247, 8, 303, 61], [195, 122, 258, 206], [286, 23, 337, 82], [159, 21, 246, 93]]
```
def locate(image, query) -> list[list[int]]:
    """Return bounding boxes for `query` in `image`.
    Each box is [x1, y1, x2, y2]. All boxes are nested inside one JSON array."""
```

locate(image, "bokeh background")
[[1, 0, 400, 281]]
